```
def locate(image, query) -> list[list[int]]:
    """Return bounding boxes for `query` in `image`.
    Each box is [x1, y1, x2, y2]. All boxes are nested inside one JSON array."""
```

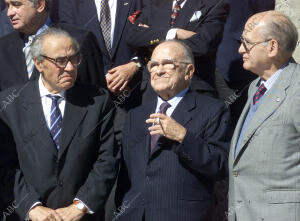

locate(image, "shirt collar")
[[259, 61, 289, 90], [24, 17, 52, 43], [38, 75, 66, 99], [157, 87, 189, 109]]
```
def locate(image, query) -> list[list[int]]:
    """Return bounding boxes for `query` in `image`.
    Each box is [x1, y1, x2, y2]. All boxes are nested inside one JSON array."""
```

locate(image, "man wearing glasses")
[[0, 0, 106, 92], [0, 28, 118, 221], [115, 40, 232, 221], [228, 11, 300, 221]]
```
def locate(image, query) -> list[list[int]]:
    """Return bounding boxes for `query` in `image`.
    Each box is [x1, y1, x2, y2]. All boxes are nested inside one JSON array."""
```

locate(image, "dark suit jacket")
[[0, 9, 13, 38], [126, 0, 229, 91], [0, 22, 106, 91], [216, 0, 275, 90], [58, 0, 143, 74], [116, 90, 233, 221], [0, 81, 118, 220]]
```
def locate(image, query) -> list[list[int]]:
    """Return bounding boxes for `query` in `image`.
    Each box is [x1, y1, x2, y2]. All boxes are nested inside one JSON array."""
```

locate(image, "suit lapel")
[[175, 0, 204, 26], [111, 0, 131, 57], [19, 81, 58, 156], [58, 86, 88, 159], [7, 32, 29, 84], [234, 63, 297, 163]]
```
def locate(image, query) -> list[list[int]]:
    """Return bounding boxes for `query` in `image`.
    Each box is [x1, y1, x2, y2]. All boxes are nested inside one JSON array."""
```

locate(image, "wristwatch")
[[73, 200, 87, 213], [131, 58, 142, 68]]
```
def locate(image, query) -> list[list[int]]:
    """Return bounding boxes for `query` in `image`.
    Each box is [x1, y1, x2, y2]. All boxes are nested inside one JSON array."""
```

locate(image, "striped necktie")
[[150, 102, 171, 152], [100, 0, 111, 56], [23, 35, 35, 79], [47, 95, 63, 149], [253, 83, 267, 105]]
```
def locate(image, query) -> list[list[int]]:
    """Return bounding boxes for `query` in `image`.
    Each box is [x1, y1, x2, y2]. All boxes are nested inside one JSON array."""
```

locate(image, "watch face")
[[77, 203, 84, 210]]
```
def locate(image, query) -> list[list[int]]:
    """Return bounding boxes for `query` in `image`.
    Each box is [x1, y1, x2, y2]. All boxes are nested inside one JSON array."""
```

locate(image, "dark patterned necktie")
[[100, 0, 111, 56], [150, 102, 171, 152], [253, 83, 267, 105], [47, 95, 63, 149], [171, 0, 184, 27]]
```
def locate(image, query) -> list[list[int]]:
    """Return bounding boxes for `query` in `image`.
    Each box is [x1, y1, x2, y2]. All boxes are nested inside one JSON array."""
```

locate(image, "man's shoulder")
[[0, 30, 19, 45]]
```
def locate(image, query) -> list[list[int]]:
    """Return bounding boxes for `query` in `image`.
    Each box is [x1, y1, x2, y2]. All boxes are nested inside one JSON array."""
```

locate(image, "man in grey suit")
[[228, 11, 300, 221]]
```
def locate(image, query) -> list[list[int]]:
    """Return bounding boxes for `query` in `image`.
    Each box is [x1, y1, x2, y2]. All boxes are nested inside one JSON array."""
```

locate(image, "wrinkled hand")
[[138, 23, 149, 28], [106, 62, 139, 95], [29, 206, 63, 221], [176, 29, 196, 40], [55, 204, 85, 221], [146, 113, 187, 143]]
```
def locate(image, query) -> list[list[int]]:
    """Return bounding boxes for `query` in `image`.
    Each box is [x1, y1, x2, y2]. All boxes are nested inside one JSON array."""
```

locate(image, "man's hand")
[[106, 62, 139, 95], [146, 113, 187, 143], [176, 29, 196, 40], [29, 205, 63, 221], [55, 204, 85, 221]]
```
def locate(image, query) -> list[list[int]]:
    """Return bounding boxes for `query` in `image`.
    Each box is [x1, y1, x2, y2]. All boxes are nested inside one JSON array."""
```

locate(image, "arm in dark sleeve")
[[127, 0, 229, 56], [174, 105, 233, 180], [75, 92, 118, 212]]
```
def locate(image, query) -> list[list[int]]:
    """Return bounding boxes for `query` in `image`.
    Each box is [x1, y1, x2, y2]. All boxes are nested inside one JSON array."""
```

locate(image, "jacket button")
[[58, 180, 63, 187], [146, 176, 150, 182], [233, 171, 238, 177]]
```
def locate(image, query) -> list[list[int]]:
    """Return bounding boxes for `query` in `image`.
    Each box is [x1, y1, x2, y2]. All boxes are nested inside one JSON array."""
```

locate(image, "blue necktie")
[[47, 95, 62, 149], [150, 102, 171, 152]]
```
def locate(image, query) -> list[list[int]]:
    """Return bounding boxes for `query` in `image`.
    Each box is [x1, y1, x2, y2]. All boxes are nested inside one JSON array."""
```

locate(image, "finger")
[[113, 79, 124, 90], [146, 118, 159, 124], [108, 67, 117, 74], [149, 113, 166, 119], [119, 81, 128, 91], [148, 124, 161, 132], [109, 76, 121, 88]]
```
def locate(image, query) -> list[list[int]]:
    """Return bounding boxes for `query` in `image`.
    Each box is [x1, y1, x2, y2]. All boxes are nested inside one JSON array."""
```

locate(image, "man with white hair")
[[228, 10, 300, 221]]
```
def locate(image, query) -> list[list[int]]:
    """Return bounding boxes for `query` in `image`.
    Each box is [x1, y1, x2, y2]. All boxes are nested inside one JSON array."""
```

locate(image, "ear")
[[268, 39, 279, 58], [34, 57, 43, 73], [36, 0, 46, 13], [184, 64, 195, 81]]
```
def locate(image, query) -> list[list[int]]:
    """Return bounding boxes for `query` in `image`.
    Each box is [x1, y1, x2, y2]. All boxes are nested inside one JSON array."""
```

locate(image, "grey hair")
[[157, 39, 195, 65], [30, 27, 80, 61], [28, 0, 52, 12], [258, 11, 298, 54]]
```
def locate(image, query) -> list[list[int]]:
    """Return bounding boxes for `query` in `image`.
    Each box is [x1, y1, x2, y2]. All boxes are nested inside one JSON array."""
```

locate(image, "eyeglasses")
[[41, 52, 81, 68], [239, 37, 272, 53], [147, 59, 191, 72]]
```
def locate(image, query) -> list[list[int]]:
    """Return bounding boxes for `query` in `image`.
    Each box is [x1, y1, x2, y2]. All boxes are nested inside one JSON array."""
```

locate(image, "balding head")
[[148, 40, 195, 100]]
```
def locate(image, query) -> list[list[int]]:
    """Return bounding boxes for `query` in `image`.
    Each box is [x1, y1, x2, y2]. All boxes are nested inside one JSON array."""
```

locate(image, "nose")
[[238, 43, 245, 55], [64, 60, 75, 71], [6, 5, 15, 18]]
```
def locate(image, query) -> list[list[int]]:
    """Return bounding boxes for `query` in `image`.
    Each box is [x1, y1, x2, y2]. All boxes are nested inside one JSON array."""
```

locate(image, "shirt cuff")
[[25, 202, 42, 220], [166, 28, 178, 40], [74, 198, 94, 214]]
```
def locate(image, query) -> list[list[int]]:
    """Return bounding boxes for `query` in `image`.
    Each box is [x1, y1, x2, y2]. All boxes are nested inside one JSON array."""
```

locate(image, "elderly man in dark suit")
[[116, 40, 233, 221], [0, 27, 118, 221], [126, 0, 229, 99], [0, 0, 105, 92]]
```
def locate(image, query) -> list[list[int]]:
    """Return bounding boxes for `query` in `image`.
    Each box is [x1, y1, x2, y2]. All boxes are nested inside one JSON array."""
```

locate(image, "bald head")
[[246, 11, 298, 56]]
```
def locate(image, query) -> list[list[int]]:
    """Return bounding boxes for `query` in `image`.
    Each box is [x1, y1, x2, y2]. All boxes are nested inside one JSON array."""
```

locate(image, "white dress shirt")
[[94, 0, 117, 47], [155, 87, 189, 116]]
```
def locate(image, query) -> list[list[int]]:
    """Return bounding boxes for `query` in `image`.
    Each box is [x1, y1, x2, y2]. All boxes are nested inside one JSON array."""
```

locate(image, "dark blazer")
[[0, 81, 118, 221], [116, 90, 233, 221], [58, 0, 143, 74], [0, 22, 106, 91], [216, 0, 275, 90], [126, 0, 229, 91], [0, 9, 13, 38]]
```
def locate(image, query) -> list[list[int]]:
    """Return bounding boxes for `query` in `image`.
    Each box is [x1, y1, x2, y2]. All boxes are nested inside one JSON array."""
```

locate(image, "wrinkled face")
[[149, 43, 194, 98], [6, 0, 41, 33], [35, 35, 78, 93], [238, 17, 270, 75]]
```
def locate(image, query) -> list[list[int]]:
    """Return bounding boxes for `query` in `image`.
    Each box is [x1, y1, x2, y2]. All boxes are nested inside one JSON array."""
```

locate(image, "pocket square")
[[190, 11, 202, 22]]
